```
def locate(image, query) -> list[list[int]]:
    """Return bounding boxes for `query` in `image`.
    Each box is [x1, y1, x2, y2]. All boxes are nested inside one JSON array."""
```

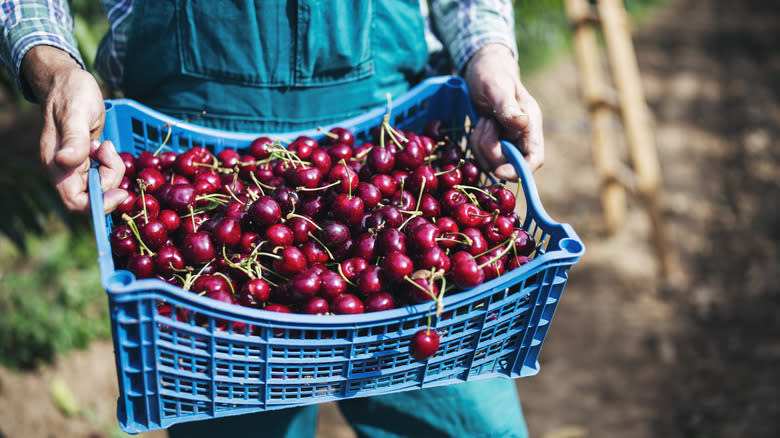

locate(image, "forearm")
[[429, 0, 518, 73], [0, 0, 85, 101]]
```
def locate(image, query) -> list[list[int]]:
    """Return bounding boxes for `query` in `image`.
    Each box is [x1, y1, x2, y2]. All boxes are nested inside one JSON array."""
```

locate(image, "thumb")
[[54, 112, 92, 169], [493, 99, 529, 136]]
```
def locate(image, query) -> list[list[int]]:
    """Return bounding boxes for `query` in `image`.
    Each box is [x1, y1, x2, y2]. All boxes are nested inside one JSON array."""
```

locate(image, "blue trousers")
[[168, 378, 528, 438]]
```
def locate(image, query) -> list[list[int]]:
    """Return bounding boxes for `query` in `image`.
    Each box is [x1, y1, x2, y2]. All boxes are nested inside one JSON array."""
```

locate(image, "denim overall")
[[121, 1, 528, 436]]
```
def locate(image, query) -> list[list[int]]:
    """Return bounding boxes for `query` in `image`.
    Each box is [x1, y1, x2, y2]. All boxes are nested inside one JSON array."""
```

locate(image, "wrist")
[[464, 43, 517, 81], [20, 45, 83, 102]]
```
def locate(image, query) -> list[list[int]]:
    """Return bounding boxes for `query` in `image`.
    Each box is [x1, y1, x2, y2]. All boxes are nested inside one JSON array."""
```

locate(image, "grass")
[[0, 221, 109, 369]]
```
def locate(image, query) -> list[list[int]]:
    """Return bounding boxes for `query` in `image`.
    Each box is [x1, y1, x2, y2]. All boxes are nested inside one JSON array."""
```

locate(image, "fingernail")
[[90, 139, 101, 151]]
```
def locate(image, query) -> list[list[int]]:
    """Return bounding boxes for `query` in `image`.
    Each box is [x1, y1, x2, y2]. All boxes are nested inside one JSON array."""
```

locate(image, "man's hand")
[[464, 43, 544, 178], [22, 45, 127, 214]]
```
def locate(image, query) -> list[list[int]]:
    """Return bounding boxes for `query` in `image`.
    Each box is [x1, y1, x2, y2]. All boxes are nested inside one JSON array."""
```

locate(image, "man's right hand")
[[21, 45, 127, 214]]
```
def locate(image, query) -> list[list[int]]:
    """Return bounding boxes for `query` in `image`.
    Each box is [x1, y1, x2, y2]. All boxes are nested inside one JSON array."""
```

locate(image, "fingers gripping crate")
[[89, 76, 585, 433]]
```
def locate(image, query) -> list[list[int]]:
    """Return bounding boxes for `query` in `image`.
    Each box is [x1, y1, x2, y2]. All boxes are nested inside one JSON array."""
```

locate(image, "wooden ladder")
[[564, 0, 680, 282]]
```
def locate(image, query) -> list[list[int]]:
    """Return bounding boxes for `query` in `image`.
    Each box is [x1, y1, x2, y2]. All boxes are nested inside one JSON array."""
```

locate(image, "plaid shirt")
[[1, 0, 517, 99]]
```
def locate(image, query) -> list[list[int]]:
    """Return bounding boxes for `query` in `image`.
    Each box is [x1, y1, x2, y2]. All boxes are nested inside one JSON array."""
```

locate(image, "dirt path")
[[1, 0, 778, 437]]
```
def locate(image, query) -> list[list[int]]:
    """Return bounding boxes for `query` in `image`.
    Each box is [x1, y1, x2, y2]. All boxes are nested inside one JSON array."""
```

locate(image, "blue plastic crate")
[[88, 76, 584, 433]]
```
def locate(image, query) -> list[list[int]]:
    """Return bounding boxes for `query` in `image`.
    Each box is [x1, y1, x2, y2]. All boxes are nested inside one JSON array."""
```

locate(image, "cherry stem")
[[222, 246, 256, 280], [317, 126, 339, 140], [434, 159, 464, 177], [136, 179, 149, 222], [286, 213, 322, 231], [454, 184, 496, 201], [476, 231, 519, 270], [214, 271, 235, 295], [153, 123, 174, 156], [248, 171, 269, 195], [398, 210, 423, 231], [438, 232, 473, 246], [121, 213, 154, 256], [225, 184, 246, 205], [257, 251, 282, 261], [297, 180, 340, 192], [307, 231, 336, 261], [336, 263, 358, 288], [404, 275, 439, 301]]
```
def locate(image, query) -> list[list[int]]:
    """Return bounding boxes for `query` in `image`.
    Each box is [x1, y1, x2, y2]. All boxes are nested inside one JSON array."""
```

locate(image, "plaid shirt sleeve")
[[429, 0, 518, 74], [0, 0, 85, 99]]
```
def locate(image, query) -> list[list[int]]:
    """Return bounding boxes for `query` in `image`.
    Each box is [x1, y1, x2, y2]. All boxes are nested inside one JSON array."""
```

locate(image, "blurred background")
[[1, 0, 778, 437]]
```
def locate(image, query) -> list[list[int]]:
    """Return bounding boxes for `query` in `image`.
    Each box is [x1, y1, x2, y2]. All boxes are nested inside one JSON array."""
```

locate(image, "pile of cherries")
[[110, 118, 535, 360]]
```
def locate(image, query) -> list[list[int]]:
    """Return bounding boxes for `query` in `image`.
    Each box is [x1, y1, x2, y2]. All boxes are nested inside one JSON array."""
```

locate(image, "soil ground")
[[1, 0, 778, 436]]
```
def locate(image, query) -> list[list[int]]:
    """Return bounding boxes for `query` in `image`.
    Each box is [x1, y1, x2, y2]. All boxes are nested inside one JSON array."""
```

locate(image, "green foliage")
[[0, 227, 109, 369], [513, 0, 669, 75]]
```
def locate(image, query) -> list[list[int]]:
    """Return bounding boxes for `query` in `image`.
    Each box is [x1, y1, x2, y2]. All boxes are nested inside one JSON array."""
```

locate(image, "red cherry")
[[119, 152, 136, 177], [174, 150, 200, 177], [137, 167, 165, 193], [341, 257, 369, 283], [395, 139, 424, 170], [356, 182, 382, 210], [407, 223, 440, 251], [451, 257, 485, 289], [300, 239, 330, 264], [249, 136, 273, 159], [507, 255, 531, 270], [110, 225, 137, 256], [155, 245, 184, 276], [366, 146, 395, 174], [181, 232, 216, 265], [248, 196, 282, 227], [288, 269, 321, 301], [135, 150, 162, 171], [406, 165, 438, 194], [333, 193, 365, 226], [115, 191, 136, 216], [165, 184, 196, 214], [461, 160, 480, 185], [410, 328, 439, 361], [217, 148, 240, 168], [512, 229, 536, 256], [356, 265, 383, 296], [158, 209, 181, 232], [128, 253, 155, 279], [140, 220, 168, 250], [327, 143, 353, 163], [417, 246, 450, 272], [461, 227, 488, 256], [407, 275, 439, 303], [331, 293, 364, 314], [213, 216, 242, 248], [365, 292, 396, 312], [318, 270, 347, 300], [272, 246, 307, 277], [370, 174, 396, 197], [303, 296, 330, 315], [438, 164, 462, 190], [132, 194, 160, 220], [452, 203, 482, 228], [327, 127, 355, 147], [418, 193, 441, 218], [377, 228, 406, 255], [381, 251, 414, 283], [265, 223, 294, 247], [243, 278, 271, 303]]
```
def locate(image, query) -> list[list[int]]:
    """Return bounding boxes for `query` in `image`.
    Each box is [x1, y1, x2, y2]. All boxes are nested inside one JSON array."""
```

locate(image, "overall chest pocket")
[[176, 0, 374, 87]]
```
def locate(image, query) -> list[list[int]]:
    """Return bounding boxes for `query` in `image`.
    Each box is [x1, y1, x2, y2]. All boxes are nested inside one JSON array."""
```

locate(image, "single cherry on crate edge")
[[410, 328, 440, 361]]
